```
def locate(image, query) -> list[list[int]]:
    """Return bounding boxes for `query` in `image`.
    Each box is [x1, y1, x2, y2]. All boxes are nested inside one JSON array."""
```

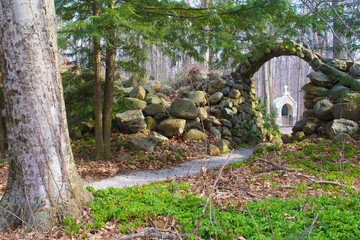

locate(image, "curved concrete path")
[[87, 148, 253, 190]]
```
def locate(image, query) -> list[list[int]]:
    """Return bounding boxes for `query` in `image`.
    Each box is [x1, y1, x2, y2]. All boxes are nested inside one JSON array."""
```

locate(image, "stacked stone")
[[291, 58, 360, 142], [206, 72, 263, 145]]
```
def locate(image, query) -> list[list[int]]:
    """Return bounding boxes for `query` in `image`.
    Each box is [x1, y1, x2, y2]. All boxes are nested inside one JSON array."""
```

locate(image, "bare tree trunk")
[[103, 1, 116, 159], [268, 60, 274, 111], [93, 0, 104, 159], [263, 61, 271, 113], [0, 0, 91, 231], [297, 59, 302, 121], [332, 0, 346, 59]]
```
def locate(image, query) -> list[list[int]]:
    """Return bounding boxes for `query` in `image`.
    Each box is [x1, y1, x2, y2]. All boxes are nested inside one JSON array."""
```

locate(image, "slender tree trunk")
[[332, 0, 346, 59], [0, 0, 91, 231], [297, 59, 302, 121], [103, 1, 116, 159], [93, 0, 104, 159], [263, 61, 271, 113], [268, 60, 274, 112], [0, 108, 4, 157]]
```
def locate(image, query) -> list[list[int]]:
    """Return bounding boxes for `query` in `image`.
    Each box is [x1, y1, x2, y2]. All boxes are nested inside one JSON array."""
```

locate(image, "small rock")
[[217, 139, 230, 154], [210, 127, 222, 141], [292, 131, 305, 142], [129, 86, 146, 100], [182, 129, 205, 141], [129, 137, 157, 152], [208, 92, 223, 105], [208, 144, 221, 156]]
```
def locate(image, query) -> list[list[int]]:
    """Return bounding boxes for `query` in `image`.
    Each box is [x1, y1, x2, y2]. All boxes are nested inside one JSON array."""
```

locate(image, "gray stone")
[[145, 94, 162, 104], [292, 131, 305, 141], [313, 99, 334, 121], [221, 86, 231, 96], [208, 144, 221, 156], [293, 120, 309, 133], [151, 132, 169, 143], [330, 102, 360, 121], [281, 134, 292, 144], [219, 100, 233, 109], [222, 127, 232, 137], [217, 139, 230, 154], [210, 127, 222, 141], [332, 133, 352, 144], [189, 91, 207, 107], [145, 116, 157, 130], [129, 137, 157, 152], [160, 86, 175, 95], [123, 97, 147, 110], [322, 58, 348, 71], [208, 78, 227, 95], [123, 74, 148, 87], [182, 129, 205, 141], [307, 71, 334, 88], [303, 122, 317, 135], [221, 119, 233, 128], [199, 107, 208, 120], [228, 89, 241, 99], [158, 118, 186, 137], [142, 103, 166, 116], [208, 92, 223, 105], [349, 64, 360, 78], [326, 118, 358, 139], [154, 112, 168, 122], [302, 83, 328, 96], [222, 108, 234, 120], [129, 86, 146, 100], [168, 98, 200, 119], [115, 110, 147, 134], [185, 120, 202, 131]]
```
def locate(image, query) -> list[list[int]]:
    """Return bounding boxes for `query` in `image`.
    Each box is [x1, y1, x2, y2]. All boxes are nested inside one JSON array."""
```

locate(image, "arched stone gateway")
[[219, 40, 360, 143]]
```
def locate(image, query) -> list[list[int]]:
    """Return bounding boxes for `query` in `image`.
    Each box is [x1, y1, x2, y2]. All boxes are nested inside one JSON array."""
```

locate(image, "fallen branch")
[[255, 165, 302, 174], [118, 228, 188, 240], [281, 181, 357, 190], [300, 213, 319, 238]]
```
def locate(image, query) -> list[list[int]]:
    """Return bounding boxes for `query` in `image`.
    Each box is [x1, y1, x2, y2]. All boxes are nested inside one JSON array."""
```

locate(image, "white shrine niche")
[[273, 85, 297, 126]]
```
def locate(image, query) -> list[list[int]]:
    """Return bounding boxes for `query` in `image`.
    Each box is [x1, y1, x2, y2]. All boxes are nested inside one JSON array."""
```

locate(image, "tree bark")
[[103, 1, 116, 159], [0, 0, 92, 231], [263, 61, 271, 113], [93, 0, 104, 159]]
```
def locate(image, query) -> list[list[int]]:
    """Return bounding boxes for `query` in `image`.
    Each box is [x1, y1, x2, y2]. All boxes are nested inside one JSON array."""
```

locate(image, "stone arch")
[[223, 40, 360, 143]]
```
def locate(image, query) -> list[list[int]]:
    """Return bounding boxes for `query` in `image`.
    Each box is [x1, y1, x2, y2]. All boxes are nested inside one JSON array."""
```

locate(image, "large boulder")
[[313, 98, 334, 121], [115, 110, 147, 133], [330, 102, 360, 121], [326, 118, 358, 139], [122, 97, 147, 110], [168, 98, 200, 119], [128, 137, 157, 152], [307, 71, 334, 88], [158, 118, 186, 137], [145, 94, 162, 105], [182, 129, 205, 141], [129, 86, 146, 100], [189, 91, 207, 107], [142, 103, 166, 116]]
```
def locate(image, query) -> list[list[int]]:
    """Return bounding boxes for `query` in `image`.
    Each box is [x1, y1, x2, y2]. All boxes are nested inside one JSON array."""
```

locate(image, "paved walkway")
[[280, 127, 293, 135], [87, 148, 253, 190]]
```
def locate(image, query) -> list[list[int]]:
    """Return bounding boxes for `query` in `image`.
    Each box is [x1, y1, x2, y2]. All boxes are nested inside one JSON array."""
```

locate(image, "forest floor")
[[0, 134, 360, 239]]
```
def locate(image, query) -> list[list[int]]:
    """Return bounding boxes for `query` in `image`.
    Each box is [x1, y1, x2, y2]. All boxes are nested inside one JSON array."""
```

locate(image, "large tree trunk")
[[0, 0, 92, 231], [103, 1, 116, 159], [93, 0, 104, 159]]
